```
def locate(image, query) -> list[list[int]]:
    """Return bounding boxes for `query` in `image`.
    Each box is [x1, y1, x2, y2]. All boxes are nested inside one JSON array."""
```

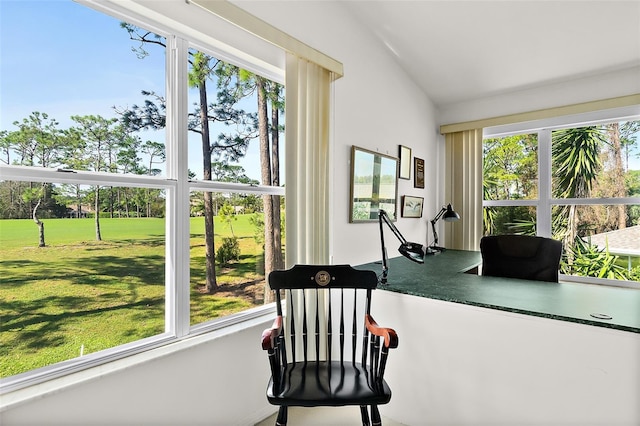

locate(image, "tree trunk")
[[123, 189, 130, 218], [75, 184, 82, 219], [271, 94, 283, 271], [32, 197, 45, 247], [200, 81, 218, 293], [109, 187, 114, 218], [116, 188, 122, 218], [257, 78, 275, 304], [94, 186, 102, 241], [608, 123, 626, 230], [146, 189, 151, 218]]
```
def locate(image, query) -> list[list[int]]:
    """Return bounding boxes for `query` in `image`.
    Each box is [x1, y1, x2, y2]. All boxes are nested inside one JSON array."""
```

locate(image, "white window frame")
[[483, 106, 640, 289], [0, 0, 285, 393]]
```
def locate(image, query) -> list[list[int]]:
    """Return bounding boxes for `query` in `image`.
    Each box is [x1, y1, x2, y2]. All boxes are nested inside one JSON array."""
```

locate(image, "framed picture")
[[401, 195, 424, 218], [399, 145, 411, 180], [349, 146, 399, 222], [414, 157, 425, 188]]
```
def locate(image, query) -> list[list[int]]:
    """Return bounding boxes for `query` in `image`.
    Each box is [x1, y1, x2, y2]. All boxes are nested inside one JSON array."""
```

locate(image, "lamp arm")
[[378, 209, 409, 284], [429, 207, 446, 247], [379, 210, 389, 284], [431, 206, 447, 223], [430, 219, 439, 247], [380, 209, 408, 245]]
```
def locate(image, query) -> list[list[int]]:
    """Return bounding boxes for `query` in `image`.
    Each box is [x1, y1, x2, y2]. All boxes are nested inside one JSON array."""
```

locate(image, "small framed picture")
[[399, 145, 411, 180], [401, 195, 424, 218], [414, 157, 425, 188]]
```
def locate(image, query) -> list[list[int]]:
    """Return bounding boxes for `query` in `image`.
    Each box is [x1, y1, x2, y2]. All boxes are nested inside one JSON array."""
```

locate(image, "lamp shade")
[[443, 204, 460, 222], [427, 203, 461, 255], [399, 242, 425, 264]]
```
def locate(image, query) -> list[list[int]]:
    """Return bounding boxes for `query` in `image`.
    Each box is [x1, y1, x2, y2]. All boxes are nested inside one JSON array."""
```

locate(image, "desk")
[[357, 250, 640, 424], [359, 249, 640, 333]]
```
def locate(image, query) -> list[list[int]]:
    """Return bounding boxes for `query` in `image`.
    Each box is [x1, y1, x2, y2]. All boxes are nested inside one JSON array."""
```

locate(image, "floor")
[[255, 406, 406, 426]]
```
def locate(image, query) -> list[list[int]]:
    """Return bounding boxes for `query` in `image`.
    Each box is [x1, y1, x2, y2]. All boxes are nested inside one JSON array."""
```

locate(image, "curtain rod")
[[187, 0, 344, 78], [440, 93, 640, 134]]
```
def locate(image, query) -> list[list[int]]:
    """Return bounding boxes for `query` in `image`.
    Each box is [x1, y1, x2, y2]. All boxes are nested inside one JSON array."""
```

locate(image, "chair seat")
[[266, 361, 392, 407]]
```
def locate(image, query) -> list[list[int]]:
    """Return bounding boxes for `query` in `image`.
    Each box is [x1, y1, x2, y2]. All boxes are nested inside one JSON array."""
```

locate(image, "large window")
[[484, 117, 640, 286], [0, 0, 285, 388]]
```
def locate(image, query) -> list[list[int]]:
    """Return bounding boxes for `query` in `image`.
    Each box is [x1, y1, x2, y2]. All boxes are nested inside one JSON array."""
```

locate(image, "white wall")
[[373, 291, 640, 426]]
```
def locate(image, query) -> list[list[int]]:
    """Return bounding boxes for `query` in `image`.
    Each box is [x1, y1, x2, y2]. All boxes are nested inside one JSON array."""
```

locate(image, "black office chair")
[[261, 264, 398, 426], [480, 235, 563, 282]]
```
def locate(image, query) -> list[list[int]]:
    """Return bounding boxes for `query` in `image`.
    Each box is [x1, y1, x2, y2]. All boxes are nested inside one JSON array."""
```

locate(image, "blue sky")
[[0, 0, 264, 180], [1, 1, 163, 128]]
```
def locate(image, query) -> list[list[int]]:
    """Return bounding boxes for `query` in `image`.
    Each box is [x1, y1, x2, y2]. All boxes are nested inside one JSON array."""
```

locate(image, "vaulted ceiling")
[[343, 1, 640, 107]]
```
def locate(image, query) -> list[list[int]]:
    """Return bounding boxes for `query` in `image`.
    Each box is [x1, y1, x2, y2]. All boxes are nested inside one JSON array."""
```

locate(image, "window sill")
[[0, 305, 276, 409]]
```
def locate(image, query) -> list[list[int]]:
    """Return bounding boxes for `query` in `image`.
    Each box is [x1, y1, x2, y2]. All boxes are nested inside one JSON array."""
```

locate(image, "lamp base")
[[425, 245, 447, 255]]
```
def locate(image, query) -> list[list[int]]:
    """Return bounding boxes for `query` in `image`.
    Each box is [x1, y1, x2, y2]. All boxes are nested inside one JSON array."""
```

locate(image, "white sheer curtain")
[[444, 129, 483, 251], [284, 53, 334, 361], [285, 53, 332, 266]]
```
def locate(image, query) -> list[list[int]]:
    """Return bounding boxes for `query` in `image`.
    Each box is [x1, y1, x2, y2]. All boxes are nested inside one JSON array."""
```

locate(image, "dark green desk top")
[[358, 250, 640, 333]]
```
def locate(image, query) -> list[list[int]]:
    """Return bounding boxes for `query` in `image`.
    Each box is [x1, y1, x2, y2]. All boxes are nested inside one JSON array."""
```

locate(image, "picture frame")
[[401, 195, 424, 218], [349, 146, 399, 222], [399, 145, 411, 180], [414, 157, 425, 188]]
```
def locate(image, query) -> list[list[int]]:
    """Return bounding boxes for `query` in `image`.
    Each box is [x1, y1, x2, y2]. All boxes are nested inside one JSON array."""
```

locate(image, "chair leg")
[[275, 406, 288, 426], [359, 405, 371, 426], [371, 405, 382, 426]]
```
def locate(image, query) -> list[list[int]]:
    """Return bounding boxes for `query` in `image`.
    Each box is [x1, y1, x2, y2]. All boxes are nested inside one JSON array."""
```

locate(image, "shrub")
[[216, 236, 240, 266]]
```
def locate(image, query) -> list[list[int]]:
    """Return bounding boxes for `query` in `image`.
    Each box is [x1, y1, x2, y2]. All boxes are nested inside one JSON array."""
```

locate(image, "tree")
[[0, 130, 11, 164], [119, 25, 257, 293], [218, 202, 237, 237], [483, 134, 537, 201], [256, 76, 277, 302], [552, 126, 605, 247], [621, 121, 640, 172], [603, 123, 625, 230], [23, 186, 46, 246], [0, 181, 28, 218], [482, 134, 537, 235], [4, 112, 67, 245], [267, 80, 284, 275], [139, 140, 165, 217], [230, 67, 285, 303], [212, 162, 254, 183], [67, 115, 129, 240]]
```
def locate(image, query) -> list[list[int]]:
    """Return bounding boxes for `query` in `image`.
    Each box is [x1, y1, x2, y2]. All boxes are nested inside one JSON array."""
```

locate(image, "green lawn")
[[0, 215, 266, 378]]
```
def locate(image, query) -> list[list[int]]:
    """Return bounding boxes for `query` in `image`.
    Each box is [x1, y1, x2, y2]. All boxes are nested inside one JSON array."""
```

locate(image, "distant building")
[[585, 225, 640, 268], [67, 206, 91, 218]]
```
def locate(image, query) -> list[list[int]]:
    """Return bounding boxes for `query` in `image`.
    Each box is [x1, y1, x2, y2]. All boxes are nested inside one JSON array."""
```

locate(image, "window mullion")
[[165, 35, 191, 338], [537, 129, 552, 237]]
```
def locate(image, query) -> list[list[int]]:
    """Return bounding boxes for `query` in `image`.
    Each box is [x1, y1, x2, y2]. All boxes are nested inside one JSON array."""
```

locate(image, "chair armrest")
[[365, 314, 398, 349], [261, 316, 282, 350]]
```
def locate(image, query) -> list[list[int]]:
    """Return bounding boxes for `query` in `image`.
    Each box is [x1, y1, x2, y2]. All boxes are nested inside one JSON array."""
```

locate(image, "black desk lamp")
[[378, 209, 424, 285], [427, 203, 460, 255]]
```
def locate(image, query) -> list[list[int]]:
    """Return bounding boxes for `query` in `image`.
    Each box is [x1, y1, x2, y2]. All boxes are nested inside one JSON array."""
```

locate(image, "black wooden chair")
[[480, 235, 563, 282], [261, 264, 398, 426]]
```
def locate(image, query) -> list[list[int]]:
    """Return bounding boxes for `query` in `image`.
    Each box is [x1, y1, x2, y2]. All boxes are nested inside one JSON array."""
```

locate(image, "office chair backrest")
[[480, 235, 562, 282]]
